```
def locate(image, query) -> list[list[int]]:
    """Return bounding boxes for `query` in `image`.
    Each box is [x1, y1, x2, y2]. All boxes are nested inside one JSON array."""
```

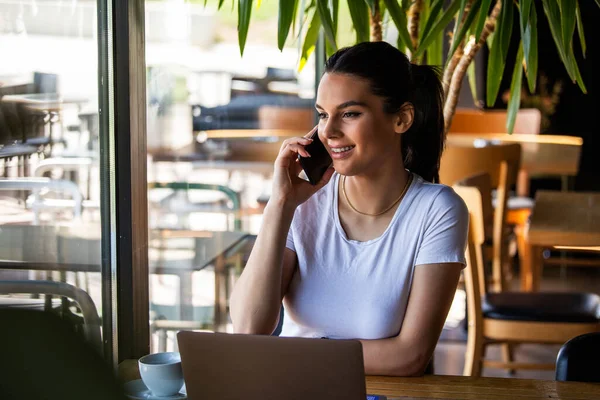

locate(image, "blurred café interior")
[[0, 0, 599, 399]]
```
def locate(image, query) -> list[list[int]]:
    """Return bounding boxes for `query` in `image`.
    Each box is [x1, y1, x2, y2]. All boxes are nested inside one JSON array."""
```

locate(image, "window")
[[143, 0, 318, 352]]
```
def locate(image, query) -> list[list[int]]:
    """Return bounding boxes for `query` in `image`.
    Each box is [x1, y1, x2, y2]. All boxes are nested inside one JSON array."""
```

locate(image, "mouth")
[[329, 145, 355, 159]]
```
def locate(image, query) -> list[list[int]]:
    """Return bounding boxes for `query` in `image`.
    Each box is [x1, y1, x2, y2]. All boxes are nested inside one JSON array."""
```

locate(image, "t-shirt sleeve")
[[285, 210, 297, 253], [414, 186, 469, 267]]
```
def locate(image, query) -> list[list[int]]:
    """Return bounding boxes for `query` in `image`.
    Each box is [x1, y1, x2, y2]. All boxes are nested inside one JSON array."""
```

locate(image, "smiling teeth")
[[331, 146, 354, 153]]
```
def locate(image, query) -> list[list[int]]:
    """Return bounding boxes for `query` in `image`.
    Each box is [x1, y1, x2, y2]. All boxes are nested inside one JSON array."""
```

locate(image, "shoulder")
[[410, 175, 468, 222]]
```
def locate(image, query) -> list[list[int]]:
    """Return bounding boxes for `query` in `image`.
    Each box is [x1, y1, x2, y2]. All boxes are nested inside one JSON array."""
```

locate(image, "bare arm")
[[359, 263, 462, 376], [230, 129, 334, 335], [229, 202, 297, 335]]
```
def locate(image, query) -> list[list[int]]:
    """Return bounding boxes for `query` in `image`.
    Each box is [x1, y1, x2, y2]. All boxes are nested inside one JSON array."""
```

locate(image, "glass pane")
[[144, 0, 316, 352], [0, 1, 108, 355]]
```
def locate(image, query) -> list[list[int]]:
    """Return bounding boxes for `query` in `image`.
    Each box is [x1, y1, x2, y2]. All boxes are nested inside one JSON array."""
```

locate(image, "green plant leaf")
[[316, 0, 337, 50], [238, 0, 253, 56], [332, 0, 339, 37], [218, 0, 227, 10], [576, 1, 586, 58], [299, 9, 321, 71], [347, 0, 370, 43], [365, 0, 377, 16], [523, 1, 538, 93], [420, 0, 444, 43], [401, 0, 413, 11], [426, 25, 444, 65], [473, 0, 492, 40], [467, 59, 478, 106], [486, 0, 513, 107], [414, 0, 460, 58], [383, 0, 414, 53], [506, 42, 524, 134], [559, 0, 576, 56], [451, 0, 469, 48], [447, 0, 482, 63], [542, 0, 586, 92], [278, 0, 299, 50]]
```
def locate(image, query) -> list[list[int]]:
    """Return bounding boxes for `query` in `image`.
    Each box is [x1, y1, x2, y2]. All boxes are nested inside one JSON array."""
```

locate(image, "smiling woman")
[[229, 42, 468, 377]]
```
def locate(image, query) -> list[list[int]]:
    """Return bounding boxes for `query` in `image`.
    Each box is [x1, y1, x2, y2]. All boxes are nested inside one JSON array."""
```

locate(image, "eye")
[[318, 112, 328, 119], [342, 111, 360, 118]]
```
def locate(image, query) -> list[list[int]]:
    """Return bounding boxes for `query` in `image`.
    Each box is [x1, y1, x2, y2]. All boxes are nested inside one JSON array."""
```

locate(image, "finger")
[[303, 125, 318, 139], [291, 158, 304, 177], [284, 143, 312, 158], [278, 137, 313, 157]]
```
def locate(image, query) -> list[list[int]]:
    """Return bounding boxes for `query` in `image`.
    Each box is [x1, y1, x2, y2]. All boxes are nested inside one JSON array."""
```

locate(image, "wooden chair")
[[449, 108, 542, 136], [454, 181, 600, 377], [440, 143, 521, 292], [449, 107, 541, 198]]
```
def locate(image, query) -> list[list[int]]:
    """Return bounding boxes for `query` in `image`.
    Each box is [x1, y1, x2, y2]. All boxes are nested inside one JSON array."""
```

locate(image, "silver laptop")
[[177, 331, 367, 400]]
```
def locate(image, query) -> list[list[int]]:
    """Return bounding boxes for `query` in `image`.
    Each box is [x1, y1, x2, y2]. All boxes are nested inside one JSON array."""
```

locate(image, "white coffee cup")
[[138, 352, 184, 397]]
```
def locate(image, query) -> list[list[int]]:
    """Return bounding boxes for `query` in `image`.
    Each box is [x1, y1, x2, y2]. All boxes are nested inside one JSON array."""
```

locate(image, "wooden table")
[[117, 361, 600, 400], [522, 191, 600, 291], [366, 375, 600, 399], [0, 225, 250, 324]]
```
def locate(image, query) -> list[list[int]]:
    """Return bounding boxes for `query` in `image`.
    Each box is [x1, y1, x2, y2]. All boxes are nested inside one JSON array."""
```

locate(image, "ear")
[[394, 102, 414, 134]]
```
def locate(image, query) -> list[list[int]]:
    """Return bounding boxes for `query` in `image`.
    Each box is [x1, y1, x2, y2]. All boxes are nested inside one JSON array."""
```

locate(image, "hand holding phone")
[[298, 129, 333, 185]]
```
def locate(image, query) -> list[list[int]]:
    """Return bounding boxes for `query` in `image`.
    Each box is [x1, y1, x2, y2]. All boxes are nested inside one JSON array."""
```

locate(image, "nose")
[[320, 119, 341, 142]]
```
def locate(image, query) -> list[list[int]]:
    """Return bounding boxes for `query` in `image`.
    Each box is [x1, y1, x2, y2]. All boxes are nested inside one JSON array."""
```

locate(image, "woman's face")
[[315, 72, 409, 177]]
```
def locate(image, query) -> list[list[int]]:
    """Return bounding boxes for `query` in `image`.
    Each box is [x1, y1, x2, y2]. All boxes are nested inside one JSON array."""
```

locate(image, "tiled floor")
[[434, 264, 600, 379]]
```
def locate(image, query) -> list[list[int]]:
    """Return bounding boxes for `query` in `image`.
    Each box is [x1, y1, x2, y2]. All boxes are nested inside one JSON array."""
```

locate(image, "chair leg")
[[464, 327, 485, 377], [502, 343, 516, 375]]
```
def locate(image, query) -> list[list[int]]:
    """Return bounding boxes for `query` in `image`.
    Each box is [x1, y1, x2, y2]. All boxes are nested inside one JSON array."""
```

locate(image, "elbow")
[[387, 349, 432, 377], [231, 312, 279, 336]]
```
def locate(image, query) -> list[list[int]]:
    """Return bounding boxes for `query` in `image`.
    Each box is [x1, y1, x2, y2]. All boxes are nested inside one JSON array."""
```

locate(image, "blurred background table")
[[523, 191, 600, 291]]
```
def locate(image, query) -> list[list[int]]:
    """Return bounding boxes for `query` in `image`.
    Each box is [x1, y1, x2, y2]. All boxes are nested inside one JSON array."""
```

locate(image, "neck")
[[343, 158, 410, 216]]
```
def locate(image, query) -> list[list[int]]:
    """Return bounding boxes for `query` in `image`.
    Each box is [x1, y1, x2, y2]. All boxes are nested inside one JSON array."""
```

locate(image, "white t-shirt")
[[281, 172, 468, 340]]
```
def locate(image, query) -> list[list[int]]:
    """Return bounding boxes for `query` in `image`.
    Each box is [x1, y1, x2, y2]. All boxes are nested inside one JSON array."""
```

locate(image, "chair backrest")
[[449, 108, 542, 135], [258, 106, 315, 131], [440, 144, 521, 292], [0, 280, 102, 351], [453, 184, 487, 303], [440, 143, 521, 189], [555, 332, 600, 382]]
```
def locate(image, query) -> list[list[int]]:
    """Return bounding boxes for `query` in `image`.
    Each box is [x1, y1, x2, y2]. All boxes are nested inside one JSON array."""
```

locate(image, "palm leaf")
[[365, 0, 377, 16], [278, 0, 299, 50], [559, 0, 576, 56], [523, 0, 538, 93], [218, 0, 227, 9], [238, 0, 254, 56], [414, 0, 460, 58], [316, 0, 337, 50], [575, 1, 586, 58], [383, 0, 415, 53], [420, 0, 444, 43], [447, 0, 482, 63], [467, 59, 478, 106], [299, 9, 321, 71], [506, 42, 524, 134], [347, 0, 370, 43], [486, 0, 513, 107], [473, 0, 492, 40], [542, 0, 586, 92]]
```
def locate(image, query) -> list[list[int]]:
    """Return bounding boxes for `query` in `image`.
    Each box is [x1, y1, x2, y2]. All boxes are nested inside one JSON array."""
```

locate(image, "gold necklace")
[[342, 173, 413, 217]]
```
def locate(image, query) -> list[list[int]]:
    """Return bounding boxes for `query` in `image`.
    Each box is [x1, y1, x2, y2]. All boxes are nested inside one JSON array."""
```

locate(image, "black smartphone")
[[298, 130, 333, 185]]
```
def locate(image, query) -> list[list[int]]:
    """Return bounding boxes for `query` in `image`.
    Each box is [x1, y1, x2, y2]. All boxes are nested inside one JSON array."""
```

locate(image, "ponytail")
[[324, 42, 445, 183], [402, 64, 445, 183]]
